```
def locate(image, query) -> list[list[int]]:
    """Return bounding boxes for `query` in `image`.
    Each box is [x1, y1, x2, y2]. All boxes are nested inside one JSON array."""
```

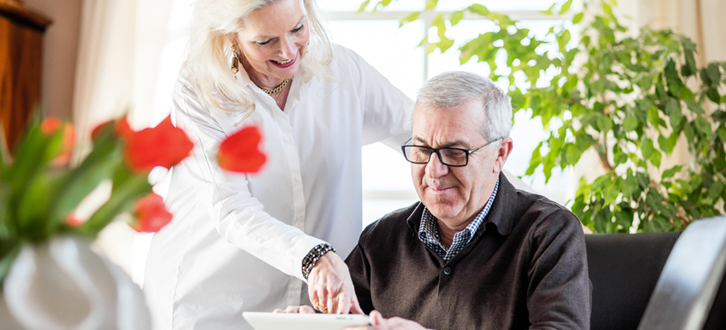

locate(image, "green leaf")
[[78, 172, 152, 237], [615, 209, 633, 229], [540, 3, 556, 15], [647, 106, 665, 128], [623, 114, 638, 132], [596, 115, 613, 132], [468, 4, 490, 16], [666, 98, 683, 128], [707, 63, 722, 85], [709, 181, 724, 199], [658, 135, 672, 154], [684, 124, 695, 142], [685, 99, 705, 115], [526, 142, 544, 176], [17, 171, 66, 241], [604, 181, 620, 206], [558, 30, 571, 51], [424, 0, 438, 11], [717, 126, 726, 142], [357, 0, 370, 13], [602, 2, 614, 17], [573, 12, 584, 24], [651, 149, 662, 168], [49, 137, 123, 224], [707, 88, 721, 104], [398, 12, 419, 27], [642, 139, 654, 160], [560, 0, 573, 14], [450, 10, 464, 26], [637, 172, 650, 188], [694, 116, 712, 137], [0, 243, 20, 281], [662, 165, 683, 179], [613, 147, 628, 166]]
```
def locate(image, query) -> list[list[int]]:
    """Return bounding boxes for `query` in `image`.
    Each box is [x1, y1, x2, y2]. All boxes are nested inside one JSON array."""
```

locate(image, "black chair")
[[587, 217, 726, 330], [586, 231, 681, 330]]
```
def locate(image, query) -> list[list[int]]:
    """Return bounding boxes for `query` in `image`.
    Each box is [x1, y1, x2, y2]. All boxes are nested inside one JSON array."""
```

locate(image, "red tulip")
[[66, 214, 83, 227], [123, 116, 194, 173], [130, 193, 173, 233], [116, 118, 134, 139], [40, 117, 62, 135], [217, 125, 266, 173], [41, 118, 75, 167]]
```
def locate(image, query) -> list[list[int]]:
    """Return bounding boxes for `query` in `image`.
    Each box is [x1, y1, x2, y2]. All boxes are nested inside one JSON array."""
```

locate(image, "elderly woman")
[[142, 0, 412, 329]]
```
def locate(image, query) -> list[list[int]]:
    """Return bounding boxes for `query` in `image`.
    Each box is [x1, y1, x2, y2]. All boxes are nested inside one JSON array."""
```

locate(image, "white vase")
[[1, 236, 151, 330]]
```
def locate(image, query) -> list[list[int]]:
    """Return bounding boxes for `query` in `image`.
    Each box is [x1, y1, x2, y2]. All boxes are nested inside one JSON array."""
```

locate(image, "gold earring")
[[231, 44, 239, 79]]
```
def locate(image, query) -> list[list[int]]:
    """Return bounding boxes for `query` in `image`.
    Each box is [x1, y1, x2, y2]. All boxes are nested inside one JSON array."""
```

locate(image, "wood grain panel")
[[0, 3, 49, 153]]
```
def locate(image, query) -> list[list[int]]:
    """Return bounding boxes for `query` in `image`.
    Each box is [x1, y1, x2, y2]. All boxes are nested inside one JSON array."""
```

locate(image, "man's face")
[[411, 99, 512, 230]]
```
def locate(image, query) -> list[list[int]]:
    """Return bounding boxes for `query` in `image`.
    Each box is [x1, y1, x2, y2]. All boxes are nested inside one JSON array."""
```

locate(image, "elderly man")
[[344, 71, 591, 330]]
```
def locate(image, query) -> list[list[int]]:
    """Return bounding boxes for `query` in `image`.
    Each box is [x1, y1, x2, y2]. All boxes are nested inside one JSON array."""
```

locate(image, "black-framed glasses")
[[401, 137, 503, 167]]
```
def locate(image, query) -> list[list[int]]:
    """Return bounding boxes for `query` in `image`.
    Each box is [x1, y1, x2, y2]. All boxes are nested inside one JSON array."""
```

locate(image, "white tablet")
[[243, 312, 371, 330]]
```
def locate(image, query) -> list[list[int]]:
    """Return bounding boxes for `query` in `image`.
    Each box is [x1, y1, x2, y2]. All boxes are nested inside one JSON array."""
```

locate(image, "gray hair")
[[415, 71, 513, 142]]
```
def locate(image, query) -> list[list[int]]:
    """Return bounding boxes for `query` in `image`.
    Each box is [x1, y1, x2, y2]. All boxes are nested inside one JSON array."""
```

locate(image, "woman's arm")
[[172, 78, 324, 279]]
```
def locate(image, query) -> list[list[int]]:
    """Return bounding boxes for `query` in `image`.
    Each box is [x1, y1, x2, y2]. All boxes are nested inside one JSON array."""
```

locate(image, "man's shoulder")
[[500, 184, 582, 236], [508, 189, 584, 244], [359, 202, 420, 245]]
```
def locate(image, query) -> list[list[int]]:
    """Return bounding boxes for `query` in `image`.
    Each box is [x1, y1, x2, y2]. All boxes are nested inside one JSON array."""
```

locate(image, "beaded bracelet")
[[302, 243, 335, 280]]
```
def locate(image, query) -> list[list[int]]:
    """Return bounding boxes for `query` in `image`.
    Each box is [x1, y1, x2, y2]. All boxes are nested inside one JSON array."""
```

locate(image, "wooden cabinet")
[[0, 1, 51, 152]]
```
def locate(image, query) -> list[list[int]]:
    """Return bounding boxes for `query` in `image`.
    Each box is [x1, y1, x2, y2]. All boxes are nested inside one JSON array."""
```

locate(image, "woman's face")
[[235, 0, 310, 82]]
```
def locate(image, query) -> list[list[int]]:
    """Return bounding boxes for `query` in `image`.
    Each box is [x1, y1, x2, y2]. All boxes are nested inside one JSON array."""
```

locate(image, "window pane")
[[327, 20, 424, 99], [435, 0, 559, 11], [318, 0, 424, 12]]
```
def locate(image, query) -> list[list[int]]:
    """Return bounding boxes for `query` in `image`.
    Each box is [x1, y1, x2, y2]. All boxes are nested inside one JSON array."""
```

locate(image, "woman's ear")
[[227, 33, 238, 45]]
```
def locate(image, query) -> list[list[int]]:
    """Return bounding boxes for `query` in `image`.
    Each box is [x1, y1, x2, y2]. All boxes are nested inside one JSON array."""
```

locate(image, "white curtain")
[[72, 0, 191, 280], [569, 0, 724, 209], [635, 0, 726, 64]]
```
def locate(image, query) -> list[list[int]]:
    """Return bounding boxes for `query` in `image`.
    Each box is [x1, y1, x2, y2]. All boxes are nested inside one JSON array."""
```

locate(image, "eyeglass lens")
[[403, 146, 468, 166]]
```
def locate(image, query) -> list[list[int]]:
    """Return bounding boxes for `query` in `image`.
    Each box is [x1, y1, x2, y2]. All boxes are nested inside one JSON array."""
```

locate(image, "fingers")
[[307, 251, 360, 314], [349, 291, 364, 314], [299, 305, 316, 314], [369, 310, 384, 326], [335, 292, 352, 315], [274, 306, 316, 313]]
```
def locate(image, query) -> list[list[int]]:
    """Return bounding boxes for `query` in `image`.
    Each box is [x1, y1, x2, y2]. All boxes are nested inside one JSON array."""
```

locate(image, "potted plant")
[[366, 0, 726, 233], [0, 115, 266, 329]]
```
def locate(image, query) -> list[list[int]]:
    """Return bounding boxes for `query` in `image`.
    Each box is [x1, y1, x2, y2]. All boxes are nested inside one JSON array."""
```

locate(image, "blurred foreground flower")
[[130, 193, 173, 233], [217, 125, 266, 173], [124, 117, 194, 173], [0, 115, 192, 281]]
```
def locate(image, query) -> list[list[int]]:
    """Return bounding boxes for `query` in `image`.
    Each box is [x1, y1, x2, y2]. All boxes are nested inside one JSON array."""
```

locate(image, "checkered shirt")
[[418, 179, 499, 261]]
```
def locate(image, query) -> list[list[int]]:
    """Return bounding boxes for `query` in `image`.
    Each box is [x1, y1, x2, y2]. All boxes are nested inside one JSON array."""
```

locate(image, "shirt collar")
[[418, 178, 499, 246]]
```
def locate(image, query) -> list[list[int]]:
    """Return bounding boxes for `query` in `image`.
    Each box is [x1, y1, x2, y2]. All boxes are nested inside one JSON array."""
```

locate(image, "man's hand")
[[307, 252, 363, 314], [345, 310, 428, 330], [273, 305, 316, 314]]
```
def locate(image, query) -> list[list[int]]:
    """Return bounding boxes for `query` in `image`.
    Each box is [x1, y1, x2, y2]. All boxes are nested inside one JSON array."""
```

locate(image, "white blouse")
[[143, 45, 414, 330]]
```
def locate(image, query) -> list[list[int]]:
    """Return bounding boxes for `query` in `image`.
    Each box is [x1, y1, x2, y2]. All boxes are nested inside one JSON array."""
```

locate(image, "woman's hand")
[[307, 252, 363, 314], [273, 305, 316, 314], [345, 310, 428, 330]]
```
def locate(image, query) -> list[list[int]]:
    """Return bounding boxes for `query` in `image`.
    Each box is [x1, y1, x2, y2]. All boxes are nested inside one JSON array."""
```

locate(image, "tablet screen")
[[243, 312, 371, 330]]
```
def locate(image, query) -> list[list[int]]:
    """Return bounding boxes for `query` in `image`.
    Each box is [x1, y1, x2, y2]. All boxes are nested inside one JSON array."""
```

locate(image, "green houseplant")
[[363, 0, 726, 233]]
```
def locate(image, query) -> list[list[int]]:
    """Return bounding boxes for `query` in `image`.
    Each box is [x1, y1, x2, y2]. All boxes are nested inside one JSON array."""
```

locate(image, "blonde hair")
[[183, 0, 333, 114]]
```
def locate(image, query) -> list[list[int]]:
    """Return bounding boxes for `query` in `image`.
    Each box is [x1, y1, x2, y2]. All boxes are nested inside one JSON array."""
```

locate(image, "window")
[[317, 0, 576, 227]]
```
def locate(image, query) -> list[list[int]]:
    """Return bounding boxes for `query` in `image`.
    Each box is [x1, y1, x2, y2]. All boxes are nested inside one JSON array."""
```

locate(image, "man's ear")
[[493, 137, 513, 173]]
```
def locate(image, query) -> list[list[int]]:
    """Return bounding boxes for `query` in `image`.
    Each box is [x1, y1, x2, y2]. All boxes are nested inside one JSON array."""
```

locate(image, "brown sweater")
[[345, 173, 591, 330]]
